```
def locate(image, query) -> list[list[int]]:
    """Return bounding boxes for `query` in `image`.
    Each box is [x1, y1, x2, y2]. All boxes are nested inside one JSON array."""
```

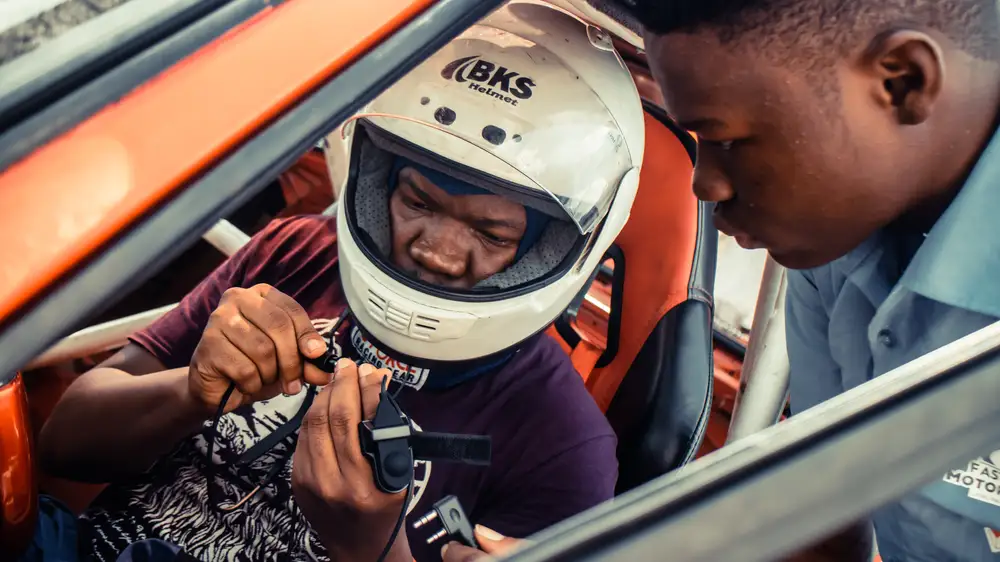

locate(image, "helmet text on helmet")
[[440, 55, 535, 106]]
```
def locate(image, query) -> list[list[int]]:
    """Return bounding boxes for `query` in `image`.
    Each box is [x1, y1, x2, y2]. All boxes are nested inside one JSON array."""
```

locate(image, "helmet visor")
[[346, 103, 632, 234]]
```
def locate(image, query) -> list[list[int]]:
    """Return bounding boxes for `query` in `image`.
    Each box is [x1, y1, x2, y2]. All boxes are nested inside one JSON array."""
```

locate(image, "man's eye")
[[479, 231, 512, 246], [406, 198, 429, 211]]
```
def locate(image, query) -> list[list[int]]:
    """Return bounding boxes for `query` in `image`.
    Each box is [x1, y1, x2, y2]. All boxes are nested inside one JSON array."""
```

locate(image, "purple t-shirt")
[[80, 215, 618, 562]]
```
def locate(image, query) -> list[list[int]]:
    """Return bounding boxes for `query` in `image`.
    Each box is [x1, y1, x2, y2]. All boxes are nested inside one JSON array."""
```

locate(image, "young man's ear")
[[862, 30, 945, 126]]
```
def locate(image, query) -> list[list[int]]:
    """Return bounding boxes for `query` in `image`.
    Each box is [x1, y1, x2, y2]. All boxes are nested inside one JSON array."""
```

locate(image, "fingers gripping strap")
[[206, 309, 352, 514], [236, 311, 350, 466]]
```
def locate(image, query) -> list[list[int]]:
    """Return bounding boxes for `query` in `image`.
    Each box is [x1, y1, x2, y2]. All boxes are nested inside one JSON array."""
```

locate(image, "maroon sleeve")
[[128, 218, 288, 369]]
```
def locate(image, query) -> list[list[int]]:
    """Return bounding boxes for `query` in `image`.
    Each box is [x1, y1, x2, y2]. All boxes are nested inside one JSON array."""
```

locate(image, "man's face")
[[388, 166, 527, 288], [644, 30, 921, 269]]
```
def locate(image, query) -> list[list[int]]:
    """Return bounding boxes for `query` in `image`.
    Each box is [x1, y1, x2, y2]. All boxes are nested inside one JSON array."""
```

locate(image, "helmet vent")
[[367, 290, 387, 313], [412, 314, 440, 340], [414, 315, 440, 331], [414, 314, 440, 327], [367, 289, 413, 335], [386, 302, 411, 332], [357, 280, 477, 344]]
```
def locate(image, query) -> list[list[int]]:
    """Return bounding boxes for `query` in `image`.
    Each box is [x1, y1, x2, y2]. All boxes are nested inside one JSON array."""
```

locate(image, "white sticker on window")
[[943, 458, 1000, 508]]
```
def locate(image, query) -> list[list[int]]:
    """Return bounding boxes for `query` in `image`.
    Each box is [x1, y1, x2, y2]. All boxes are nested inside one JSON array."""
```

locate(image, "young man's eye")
[[705, 139, 736, 151]]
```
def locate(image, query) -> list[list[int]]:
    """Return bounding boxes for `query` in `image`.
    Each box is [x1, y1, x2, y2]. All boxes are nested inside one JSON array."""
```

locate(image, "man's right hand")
[[188, 283, 331, 414], [441, 527, 526, 562]]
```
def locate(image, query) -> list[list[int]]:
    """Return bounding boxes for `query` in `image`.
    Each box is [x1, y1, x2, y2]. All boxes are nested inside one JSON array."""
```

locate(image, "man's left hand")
[[291, 358, 411, 562]]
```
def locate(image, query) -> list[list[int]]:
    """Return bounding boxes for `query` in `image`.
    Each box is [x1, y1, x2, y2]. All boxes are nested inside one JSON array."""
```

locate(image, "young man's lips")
[[713, 214, 766, 250], [733, 232, 766, 250]]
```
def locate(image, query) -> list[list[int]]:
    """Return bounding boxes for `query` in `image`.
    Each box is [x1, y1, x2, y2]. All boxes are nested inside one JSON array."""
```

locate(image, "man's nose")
[[691, 158, 735, 203], [410, 220, 470, 279]]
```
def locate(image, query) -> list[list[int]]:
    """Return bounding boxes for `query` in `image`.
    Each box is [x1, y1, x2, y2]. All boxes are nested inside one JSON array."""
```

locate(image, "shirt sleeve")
[[475, 434, 618, 539], [127, 219, 288, 369], [785, 269, 844, 415]]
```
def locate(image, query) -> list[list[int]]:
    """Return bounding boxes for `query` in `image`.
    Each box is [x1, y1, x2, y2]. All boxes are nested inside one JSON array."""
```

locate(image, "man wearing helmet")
[[36, 3, 645, 562]]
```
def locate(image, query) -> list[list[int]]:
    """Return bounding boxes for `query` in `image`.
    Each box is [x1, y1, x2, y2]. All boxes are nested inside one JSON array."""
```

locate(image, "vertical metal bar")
[[726, 256, 790, 443]]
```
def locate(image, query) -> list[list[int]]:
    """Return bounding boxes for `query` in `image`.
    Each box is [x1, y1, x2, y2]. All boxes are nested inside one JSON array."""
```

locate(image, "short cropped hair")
[[611, 0, 1000, 62]]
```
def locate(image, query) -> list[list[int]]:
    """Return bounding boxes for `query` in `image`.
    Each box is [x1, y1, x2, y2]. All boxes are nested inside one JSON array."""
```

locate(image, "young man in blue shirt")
[[623, 0, 1000, 560]]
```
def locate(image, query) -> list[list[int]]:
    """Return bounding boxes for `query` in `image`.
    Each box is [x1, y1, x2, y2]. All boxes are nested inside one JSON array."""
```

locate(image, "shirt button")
[[877, 329, 896, 348]]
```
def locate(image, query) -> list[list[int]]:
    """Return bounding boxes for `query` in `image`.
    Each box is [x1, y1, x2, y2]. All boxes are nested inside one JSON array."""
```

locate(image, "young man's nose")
[[409, 221, 470, 280], [692, 157, 736, 204]]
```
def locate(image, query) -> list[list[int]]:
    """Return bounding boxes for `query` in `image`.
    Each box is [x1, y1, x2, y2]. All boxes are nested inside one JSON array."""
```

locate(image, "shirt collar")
[[899, 126, 1000, 318], [827, 228, 912, 309]]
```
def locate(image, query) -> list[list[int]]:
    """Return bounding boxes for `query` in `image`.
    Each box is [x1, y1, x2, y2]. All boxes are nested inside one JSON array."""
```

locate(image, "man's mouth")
[[731, 233, 766, 250], [401, 266, 468, 289], [713, 207, 766, 250], [403, 268, 440, 285]]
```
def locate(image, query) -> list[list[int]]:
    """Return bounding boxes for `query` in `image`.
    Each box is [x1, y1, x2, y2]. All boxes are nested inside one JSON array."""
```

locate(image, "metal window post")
[[726, 255, 790, 442]]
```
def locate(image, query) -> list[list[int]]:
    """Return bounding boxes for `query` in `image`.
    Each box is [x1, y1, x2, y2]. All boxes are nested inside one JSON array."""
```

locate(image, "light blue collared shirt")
[[785, 127, 1000, 562]]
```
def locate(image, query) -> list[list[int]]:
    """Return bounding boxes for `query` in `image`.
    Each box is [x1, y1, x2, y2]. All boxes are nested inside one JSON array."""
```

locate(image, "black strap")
[[237, 386, 317, 466], [360, 378, 493, 494], [410, 432, 492, 465]]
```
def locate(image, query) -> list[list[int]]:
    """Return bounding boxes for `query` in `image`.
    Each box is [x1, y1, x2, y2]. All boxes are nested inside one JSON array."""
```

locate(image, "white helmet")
[[325, 0, 644, 375]]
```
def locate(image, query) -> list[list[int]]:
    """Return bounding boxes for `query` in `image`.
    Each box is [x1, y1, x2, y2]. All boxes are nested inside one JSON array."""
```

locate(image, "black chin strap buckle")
[[360, 377, 492, 494]]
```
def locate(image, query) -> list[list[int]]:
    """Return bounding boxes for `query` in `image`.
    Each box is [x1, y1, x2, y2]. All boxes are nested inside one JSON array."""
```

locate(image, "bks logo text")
[[441, 56, 535, 106]]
